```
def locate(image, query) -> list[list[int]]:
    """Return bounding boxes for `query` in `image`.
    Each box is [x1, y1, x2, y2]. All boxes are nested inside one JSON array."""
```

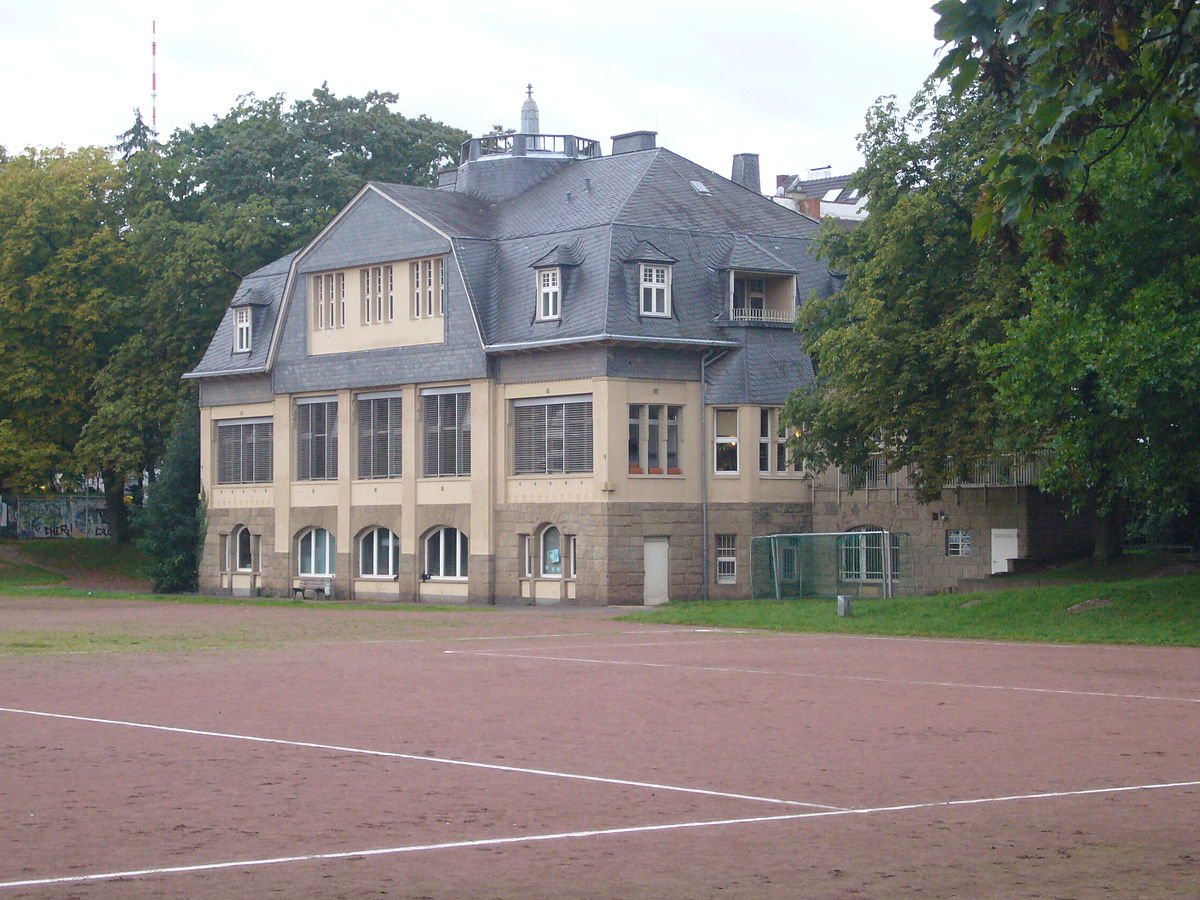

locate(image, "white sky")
[[1, 0, 942, 191]]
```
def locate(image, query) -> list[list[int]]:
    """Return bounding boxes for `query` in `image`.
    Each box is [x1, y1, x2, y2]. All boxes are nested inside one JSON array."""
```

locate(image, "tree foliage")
[[136, 394, 202, 592], [933, 0, 1200, 239], [786, 87, 1026, 497], [0, 87, 468, 544]]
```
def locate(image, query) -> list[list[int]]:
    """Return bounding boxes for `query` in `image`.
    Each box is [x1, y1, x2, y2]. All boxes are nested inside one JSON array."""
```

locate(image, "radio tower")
[[151, 20, 158, 136]]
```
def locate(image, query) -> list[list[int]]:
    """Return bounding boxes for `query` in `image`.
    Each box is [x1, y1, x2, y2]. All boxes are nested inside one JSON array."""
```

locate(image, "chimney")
[[612, 131, 658, 155], [731, 153, 761, 194]]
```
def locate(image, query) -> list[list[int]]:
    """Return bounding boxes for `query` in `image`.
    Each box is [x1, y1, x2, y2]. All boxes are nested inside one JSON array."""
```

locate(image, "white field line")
[[0, 706, 842, 811], [2, 779, 1198, 890], [444, 650, 1200, 704]]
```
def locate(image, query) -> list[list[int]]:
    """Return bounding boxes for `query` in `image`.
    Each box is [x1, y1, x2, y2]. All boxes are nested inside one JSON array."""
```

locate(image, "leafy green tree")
[[933, 0, 1200, 238], [136, 394, 202, 592], [786, 87, 1026, 495]]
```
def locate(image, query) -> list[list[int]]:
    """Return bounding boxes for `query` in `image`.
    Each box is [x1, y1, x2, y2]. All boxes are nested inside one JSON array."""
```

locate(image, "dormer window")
[[640, 264, 671, 317], [234, 308, 252, 353], [537, 268, 561, 320]]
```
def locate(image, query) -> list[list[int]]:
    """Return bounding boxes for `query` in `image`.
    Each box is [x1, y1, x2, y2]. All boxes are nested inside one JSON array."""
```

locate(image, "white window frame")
[[232, 524, 254, 572], [947, 529, 973, 557], [520, 534, 533, 578], [359, 526, 399, 578], [411, 257, 445, 319], [640, 264, 671, 317], [628, 404, 682, 474], [539, 525, 563, 578], [233, 307, 252, 353], [297, 527, 336, 576], [536, 268, 561, 320], [713, 408, 739, 474], [312, 273, 345, 331], [759, 408, 801, 474], [424, 526, 468, 580], [360, 266, 393, 325], [715, 534, 736, 584]]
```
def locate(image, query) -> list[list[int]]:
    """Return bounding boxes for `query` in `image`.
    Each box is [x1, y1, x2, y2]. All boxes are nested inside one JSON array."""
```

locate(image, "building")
[[775, 170, 868, 224], [188, 96, 1085, 604]]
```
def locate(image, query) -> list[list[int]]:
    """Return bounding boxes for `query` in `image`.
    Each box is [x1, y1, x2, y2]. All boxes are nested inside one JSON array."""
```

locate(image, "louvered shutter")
[[563, 401, 593, 473], [357, 398, 374, 478], [296, 403, 312, 481], [513, 405, 546, 474], [387, 396, 403, 477], [423, 394, 440, 475], [217, 425, 238, 483], [455, 394, 470, 475], [253, 423, 273, 483]]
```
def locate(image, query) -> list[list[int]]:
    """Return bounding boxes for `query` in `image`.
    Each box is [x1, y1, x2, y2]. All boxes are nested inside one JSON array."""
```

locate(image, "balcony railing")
[[460, 133, 601, 164], [730, 306, 794, 324]]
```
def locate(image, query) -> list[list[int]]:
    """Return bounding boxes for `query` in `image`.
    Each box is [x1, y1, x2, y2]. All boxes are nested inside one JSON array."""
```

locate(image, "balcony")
[[728, 272, 796, 325], [730, 306, 794, 324]]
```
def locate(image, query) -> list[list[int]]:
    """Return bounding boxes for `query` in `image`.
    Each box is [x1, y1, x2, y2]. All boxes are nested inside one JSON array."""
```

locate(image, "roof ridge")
[[610, 147, 663, 227]]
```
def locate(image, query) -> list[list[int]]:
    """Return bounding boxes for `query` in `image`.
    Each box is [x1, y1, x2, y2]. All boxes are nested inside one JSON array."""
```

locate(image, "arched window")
[[424, 526, 468, 580], [233, 525, 253, 572], [539, 525, 562, 577], [360, 527, 399, 578], [298, 527, 336, 576]]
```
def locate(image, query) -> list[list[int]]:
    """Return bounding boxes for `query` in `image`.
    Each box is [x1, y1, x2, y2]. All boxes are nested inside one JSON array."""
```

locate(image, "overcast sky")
[[1, 0, 943, 191]]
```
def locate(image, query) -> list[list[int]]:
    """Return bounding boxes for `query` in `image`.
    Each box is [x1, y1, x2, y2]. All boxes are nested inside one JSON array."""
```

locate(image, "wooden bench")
[[292, 578, 333, 600]]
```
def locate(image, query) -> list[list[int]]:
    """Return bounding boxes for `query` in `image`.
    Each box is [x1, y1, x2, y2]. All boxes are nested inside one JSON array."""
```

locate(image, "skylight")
[[690, 180, 712, 196]]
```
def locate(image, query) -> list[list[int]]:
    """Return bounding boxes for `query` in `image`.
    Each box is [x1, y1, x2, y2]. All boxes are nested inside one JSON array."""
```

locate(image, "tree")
[[136, 393, 202, 592], [933, 0, 1200, 238], [785, 87, 1026, 496]]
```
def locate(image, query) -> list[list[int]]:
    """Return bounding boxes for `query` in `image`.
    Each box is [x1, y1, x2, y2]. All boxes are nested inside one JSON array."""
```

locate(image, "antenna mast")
[[151, 20, 158, 136]]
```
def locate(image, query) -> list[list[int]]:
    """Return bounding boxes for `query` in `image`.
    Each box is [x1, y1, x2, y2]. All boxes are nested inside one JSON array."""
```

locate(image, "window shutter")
[[326, 402, 338, 479], [387, 397, 403, 477], [456, 394, 470, 475], [423, 394, 440, 475], [563, 401, 593, 473], [218, 425, 237, 483], [357, 398, 374, 478], [513, 405, 545, 474], [296, 404, 312, 481]]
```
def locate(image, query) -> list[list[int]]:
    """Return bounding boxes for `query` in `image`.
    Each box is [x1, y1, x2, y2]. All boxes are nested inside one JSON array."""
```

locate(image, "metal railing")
[[460, 133, 601, 163]]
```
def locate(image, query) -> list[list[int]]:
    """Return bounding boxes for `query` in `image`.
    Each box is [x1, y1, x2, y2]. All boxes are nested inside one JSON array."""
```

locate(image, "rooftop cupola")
[[453, 88, 602, 201], [521, 84, 540, 135]]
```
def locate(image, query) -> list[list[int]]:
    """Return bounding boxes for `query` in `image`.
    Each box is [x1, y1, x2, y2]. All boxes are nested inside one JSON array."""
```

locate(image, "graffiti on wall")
[[16, 497, 111, 539]]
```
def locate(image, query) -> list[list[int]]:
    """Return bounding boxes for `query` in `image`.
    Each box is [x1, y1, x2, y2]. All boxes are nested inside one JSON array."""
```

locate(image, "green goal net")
[[750, 531, 917, 601]]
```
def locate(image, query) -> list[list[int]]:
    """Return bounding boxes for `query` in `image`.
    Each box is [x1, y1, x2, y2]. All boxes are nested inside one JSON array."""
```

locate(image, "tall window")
[[425, 526, 468, 579], [759, 408, 801, 474], [540, 525, 562, 577], [422, 388, 471, 477], [513, 396, 593, 475], [839, 527, 900, 582], [716, 534, 736, 584], [297, 527, 335, 576], [536, 268, 561, 320], [714, 409, 739, 473], [357, 394, 402, 479], [217, 419, 273, 484], [296, 398, 338, 481], [359, 527, 399, 578], [628, 404, 681, 474], [640, 264, 671, 316], [233, 525, 254, 572], [360, 265, 394, 324], [311, 273, 345, 330], [234, 308, 252, 353], [412, 257, 444, 319]]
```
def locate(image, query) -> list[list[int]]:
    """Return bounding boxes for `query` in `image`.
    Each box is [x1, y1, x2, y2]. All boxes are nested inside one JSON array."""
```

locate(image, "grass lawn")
[[6, 538, 151, 579], [619, 575, 1200, 647]]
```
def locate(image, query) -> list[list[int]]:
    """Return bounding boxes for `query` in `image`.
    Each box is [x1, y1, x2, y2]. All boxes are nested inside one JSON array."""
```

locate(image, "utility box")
[[836, 595, 853, 617]]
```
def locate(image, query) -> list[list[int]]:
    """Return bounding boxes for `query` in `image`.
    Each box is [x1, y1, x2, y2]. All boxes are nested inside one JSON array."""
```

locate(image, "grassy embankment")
[[620, 555, 1200, 647]]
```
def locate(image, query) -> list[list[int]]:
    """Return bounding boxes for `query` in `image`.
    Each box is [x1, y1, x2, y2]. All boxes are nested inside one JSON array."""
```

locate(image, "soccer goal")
[[750, 531, 916, 601]]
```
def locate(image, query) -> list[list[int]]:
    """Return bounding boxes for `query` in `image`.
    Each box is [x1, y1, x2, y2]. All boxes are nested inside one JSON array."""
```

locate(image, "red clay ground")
[[0, 593, 1197, 899]]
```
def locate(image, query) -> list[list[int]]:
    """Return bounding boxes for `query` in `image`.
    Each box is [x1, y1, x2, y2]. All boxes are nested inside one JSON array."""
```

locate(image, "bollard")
[[836, 594, 852, 617]]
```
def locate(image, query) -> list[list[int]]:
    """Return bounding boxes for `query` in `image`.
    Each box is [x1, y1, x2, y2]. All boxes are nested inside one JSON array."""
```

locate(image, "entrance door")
[[991, 528, 1019, 574], [643, 537, 669, 605]]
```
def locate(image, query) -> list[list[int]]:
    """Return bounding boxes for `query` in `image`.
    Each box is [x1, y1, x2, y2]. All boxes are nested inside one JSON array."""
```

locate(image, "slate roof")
[[190, 138, 835, 402], [188, 252, 296, 378]]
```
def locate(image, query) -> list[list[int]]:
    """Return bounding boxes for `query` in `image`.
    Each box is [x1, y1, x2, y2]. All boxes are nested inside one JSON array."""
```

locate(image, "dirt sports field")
[[0, 593, 1197, 899]]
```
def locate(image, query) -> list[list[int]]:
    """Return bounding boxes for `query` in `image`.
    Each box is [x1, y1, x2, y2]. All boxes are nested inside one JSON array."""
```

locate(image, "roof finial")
[[521, 84, 540, 135]]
